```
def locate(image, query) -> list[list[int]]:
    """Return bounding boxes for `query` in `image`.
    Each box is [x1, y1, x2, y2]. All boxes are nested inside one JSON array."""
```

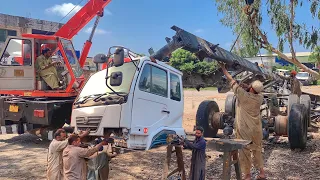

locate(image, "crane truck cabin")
[[71, 47, 185, 150], [0, 0, 111, 133]]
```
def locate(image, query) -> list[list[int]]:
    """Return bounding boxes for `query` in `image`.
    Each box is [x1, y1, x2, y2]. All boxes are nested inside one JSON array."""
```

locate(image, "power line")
[[45, 0, 85, 35]]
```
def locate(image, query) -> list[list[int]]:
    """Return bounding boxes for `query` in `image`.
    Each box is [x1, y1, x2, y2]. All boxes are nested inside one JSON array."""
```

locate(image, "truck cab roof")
[[135, 56, 183, 76]]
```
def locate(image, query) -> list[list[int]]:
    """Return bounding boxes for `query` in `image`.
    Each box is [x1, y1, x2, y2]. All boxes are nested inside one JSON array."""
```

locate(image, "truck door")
[[131, 62, 169, 138], [166, 72, 184, 128], [0, 37, 35, 90]]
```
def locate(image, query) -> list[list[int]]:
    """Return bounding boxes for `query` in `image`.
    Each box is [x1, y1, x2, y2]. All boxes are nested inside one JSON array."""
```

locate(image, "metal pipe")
[[88, 16, 101, 42]]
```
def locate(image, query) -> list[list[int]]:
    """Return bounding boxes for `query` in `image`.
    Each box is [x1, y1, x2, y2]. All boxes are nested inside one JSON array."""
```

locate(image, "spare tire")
[[300, 94, 311, 127], [288, 103, 307, 149], [196, 100, 220, 138], [225, 94, 236, 118]]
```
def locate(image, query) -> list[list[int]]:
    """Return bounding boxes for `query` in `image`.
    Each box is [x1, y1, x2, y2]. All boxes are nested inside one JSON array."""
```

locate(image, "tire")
[[287, 94, 299, 136], [288, 103, 307, 149], [287, 94, 299, 118], [300, 94, 311, 128], [196, 100, 220, 138], [225, 94, 236, 118]]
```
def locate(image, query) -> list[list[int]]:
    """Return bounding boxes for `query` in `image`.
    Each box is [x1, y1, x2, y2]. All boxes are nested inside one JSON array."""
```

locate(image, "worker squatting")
[[46, 66, 301, 180]]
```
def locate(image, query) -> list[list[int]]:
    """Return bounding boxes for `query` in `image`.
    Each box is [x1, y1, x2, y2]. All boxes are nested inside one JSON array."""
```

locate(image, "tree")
[[214, 0, 320, 78], [169, 48, 217, 75], [309, 46, 320, 64]]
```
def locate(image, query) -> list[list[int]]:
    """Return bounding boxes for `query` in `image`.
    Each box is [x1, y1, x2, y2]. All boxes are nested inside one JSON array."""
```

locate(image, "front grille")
[[76, 116, 102, 133]]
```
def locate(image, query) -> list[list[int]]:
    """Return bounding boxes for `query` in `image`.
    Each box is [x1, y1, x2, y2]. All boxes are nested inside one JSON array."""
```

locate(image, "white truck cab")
[[71, 51, 185, 150]]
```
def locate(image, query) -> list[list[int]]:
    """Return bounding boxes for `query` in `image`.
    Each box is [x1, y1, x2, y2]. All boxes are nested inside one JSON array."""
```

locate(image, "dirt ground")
[[1, 88, 320, 180]]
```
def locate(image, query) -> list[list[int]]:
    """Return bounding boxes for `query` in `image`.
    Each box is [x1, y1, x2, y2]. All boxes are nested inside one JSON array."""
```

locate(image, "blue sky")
[[0, 0, 318, 57]]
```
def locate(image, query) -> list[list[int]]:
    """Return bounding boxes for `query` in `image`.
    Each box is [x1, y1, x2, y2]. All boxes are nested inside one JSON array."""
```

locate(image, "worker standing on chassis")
[[219, 62, 267, 180], [35, 48, 62, 90], [279, 70, 302, 97], [180, 126, 206, 180], [47, 128, 90, 180], [63, 134, 107, 180]]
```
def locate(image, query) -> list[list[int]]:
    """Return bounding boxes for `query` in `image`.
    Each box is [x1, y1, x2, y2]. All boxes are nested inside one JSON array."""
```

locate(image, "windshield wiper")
[[93, 92, 128, 102], [74, 94, 101, 105], [93, 93, 109, 102]]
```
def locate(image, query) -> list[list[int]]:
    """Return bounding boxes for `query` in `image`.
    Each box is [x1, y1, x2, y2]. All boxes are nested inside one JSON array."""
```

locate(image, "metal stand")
[[162, 144, 186, 180], [206, 138, 251, 180]]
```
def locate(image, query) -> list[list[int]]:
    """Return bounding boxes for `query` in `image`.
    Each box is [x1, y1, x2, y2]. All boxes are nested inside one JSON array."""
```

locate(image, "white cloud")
[[84, 27, 111, 35], [194, 29, 204, 33], [45, 3, 112, 17], [45, 3, 82, 17]]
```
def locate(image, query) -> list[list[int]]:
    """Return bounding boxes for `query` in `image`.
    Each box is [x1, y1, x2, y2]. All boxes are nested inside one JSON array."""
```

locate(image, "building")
[[0, 13, 88, 64], [245, 52, 317, 72], [0, 13, 64, 49]]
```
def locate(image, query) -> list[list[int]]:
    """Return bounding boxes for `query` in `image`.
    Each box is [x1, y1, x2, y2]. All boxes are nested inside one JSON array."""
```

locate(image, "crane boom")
[[150, 26, 282, 92], [54, 0, 111, 39]]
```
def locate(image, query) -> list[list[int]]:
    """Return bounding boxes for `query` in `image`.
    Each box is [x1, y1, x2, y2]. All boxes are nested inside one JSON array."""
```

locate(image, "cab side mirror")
[[113, 48, 124, 67]]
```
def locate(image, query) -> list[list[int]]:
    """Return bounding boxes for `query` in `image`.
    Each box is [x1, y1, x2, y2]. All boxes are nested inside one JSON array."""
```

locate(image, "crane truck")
[[71, 25, 313, 150], [0, 0, 112, 134]]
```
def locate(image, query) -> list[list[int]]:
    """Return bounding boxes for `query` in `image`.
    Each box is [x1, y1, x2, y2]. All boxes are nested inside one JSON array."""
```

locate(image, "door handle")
[[162, 110, 170, 114]]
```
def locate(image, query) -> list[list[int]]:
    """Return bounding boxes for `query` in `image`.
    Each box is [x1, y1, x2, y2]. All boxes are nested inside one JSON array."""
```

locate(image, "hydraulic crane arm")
[[54, 0, 112, 68], [54, 0, 111, 39], [150, 26, 282, 92]]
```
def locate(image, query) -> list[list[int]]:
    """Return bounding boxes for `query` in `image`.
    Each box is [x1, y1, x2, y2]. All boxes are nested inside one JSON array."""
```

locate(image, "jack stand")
[[206, 138, 251, 180], [162, 144, 186, 180]]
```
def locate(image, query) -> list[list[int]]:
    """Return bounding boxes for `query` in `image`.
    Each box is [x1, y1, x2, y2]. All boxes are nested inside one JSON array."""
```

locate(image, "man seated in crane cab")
[[35, 48, 63, 90]]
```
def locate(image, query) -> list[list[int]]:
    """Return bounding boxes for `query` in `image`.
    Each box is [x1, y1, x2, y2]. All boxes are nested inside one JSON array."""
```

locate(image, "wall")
[[0, 13, 63, 51]]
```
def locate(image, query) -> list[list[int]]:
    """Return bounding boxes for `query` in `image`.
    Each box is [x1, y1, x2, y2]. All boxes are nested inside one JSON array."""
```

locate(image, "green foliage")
[[272, 64, 296, 71], [309, 46, 320, 63], [214, 0, 320, 56], [214, 0, 262, 57], [169, 49, 217, 75]]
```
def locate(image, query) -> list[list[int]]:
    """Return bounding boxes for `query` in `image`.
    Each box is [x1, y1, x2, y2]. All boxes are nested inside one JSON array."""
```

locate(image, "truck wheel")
[[300, 95, 311, 127], [225, 94, 236, 118], [288, 104, 307, 149], [287, 94, 299, 117], [196, 100, 219, 138]]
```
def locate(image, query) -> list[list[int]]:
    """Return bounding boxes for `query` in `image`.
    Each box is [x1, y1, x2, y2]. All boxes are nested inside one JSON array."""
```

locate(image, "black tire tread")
[[196, 100, 219, 138], [225, 94, 236, 118], [288, 103, 307, 149]]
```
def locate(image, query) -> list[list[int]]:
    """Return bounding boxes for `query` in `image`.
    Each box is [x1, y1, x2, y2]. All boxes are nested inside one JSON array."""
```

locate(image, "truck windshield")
[[297, 72, 308, 77], [78, 60, 139, 98], [60, 39, 83, 78]]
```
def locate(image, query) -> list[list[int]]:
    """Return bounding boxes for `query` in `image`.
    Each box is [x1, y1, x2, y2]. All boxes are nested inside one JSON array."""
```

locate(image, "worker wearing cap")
[[289, 70, 302, 97], [219, 62, 266, 180], [35, 48, 62, 90], [278, 70, 302, 97]]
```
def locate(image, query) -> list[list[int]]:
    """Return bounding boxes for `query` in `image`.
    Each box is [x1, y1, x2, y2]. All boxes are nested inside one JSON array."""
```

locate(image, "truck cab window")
[[0, 39, 32, 66], [139, 63, 168, 97], [170, 73, 181, 101], [139, 64, 151, 92]]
